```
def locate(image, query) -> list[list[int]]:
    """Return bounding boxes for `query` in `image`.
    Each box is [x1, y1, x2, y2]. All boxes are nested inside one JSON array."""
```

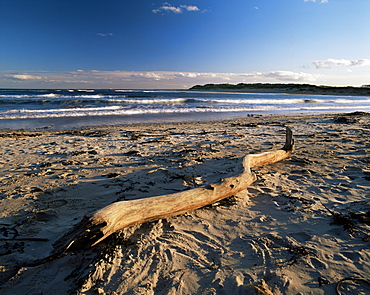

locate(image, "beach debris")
[[124, 150, 140, 156], [70, 150, 98, 156], [322, 201, 370, 237], [130, 133, 142, 140], [0, 131, 44, 139], [106, 172, 121, 178], [336, 278, 370, 295], [35, 125, 54, 130], [318, 276, 330, 287], [21, 127, 293, 267], [59, 130, 110, 137], [50, 127, 293, 255], [322, 203, 357, 234], [333, 111, 369, 124], [333, 116, 358, 124], [348, 202, 370, 225]]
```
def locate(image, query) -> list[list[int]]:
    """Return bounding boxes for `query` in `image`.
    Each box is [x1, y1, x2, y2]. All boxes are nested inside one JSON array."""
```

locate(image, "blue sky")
[[1, 0, 370, 89]]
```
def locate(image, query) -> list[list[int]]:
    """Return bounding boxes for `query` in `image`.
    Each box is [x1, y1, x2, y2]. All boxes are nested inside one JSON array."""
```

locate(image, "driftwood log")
[[52, 127, 294, 254]]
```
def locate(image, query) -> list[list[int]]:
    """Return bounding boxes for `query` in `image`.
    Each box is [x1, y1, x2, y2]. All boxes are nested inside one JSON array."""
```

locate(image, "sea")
[[1, 88, 370, 130]]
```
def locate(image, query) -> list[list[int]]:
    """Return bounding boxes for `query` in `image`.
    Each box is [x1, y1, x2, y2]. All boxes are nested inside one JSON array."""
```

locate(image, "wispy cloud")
[[72, 70, 321, 84], [304, 0, 329, 3], [130, 72, 165, 80], [3, 74, 43, 81], [152, 3, 200, 14], [0, 70, 322, 88], [125, 71, 232, 81], [3, 69, 370, 87], [242, 71, 320, 82], [265, 71, 320, 82], [313, 58, 370, 69], [97, 33, 113, 37]]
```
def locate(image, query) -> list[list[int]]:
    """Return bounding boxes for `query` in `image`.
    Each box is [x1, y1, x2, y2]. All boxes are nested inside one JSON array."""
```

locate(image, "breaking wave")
[[1, 89, 370, 123]]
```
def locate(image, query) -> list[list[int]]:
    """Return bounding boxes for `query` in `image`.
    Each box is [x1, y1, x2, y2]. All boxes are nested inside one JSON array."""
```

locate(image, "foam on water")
[[1, 88, 369, 129]]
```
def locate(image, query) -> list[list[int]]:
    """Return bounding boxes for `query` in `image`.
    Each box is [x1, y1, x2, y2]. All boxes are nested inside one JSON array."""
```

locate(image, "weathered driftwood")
[[53, 127, 294, 253]]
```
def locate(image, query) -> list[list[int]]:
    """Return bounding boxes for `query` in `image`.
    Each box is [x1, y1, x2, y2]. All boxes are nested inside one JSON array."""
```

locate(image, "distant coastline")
[[188, 83, 370, 96]]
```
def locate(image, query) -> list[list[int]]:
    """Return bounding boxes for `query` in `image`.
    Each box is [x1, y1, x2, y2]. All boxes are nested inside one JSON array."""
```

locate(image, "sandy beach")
[[1, 113, 370, 294]]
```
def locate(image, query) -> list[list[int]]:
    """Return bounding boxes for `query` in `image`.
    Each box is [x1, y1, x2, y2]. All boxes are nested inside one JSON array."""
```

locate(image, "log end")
[[283, 127, 294, 152], [52, 217, 106, 253]]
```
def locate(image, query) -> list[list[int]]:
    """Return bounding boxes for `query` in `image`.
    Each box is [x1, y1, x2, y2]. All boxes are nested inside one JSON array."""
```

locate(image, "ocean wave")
[[2, 104, 370, 120], [4, 106, 122, 114], [115, 90, 141, 92], [209, 98, 370, 104], [0, 106, 261, 119], [1, 89, 370, 124], [210, 98, 309, 104], [2, 93, 369, 105], [40, 93, 60, 98], [0, 94, 122, 105], [106, 98, 190, 104]]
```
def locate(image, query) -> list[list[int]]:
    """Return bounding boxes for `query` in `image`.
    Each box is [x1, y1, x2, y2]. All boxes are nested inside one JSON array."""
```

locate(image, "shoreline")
[[1, 109, 369, 132], [1, 113, 370, 294]]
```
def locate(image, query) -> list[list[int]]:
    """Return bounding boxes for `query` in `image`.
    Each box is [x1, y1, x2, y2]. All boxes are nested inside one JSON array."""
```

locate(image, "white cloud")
[[241, 71, 320, 82], [127, 71, 233, 81], [0, 70, 324, 88], [97, 33, 113, 37], [152, 3, 200, 14], [3, 69, 370, 88], [265, 71, 320, 81], [181, 5, 199, 12], [130, 72, 166, 80], [171, 72, 232, 80], [3, 74, 43, 80], [0, 70, 321, 88], [304, 0, 329, 3], [174, 72, 199, 78], [86, 70, 321, 84], [154, 5, 181, 14], [313, 58, 370, 69]]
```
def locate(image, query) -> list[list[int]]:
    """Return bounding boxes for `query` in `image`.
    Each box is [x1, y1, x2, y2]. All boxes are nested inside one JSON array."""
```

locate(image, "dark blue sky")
[[1, 0, 370, 88]]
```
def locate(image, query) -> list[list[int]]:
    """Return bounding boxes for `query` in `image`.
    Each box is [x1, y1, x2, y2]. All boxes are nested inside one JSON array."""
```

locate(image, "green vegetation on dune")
[[189, 83, 370, 96]]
